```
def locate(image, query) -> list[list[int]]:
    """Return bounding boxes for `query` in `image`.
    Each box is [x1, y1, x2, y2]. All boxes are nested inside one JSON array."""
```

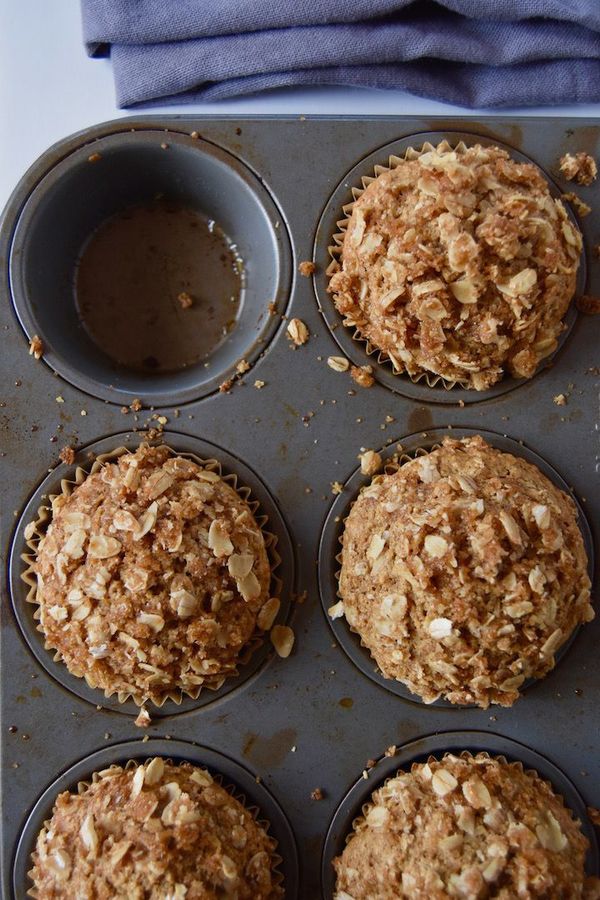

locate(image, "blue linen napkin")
[[80, 0, 600, 108]]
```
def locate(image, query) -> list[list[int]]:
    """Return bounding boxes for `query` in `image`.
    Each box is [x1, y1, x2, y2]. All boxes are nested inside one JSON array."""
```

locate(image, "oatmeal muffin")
[[336, 435, 593, 707], [32, 443, 273, 704], [29, 757, 282, 899], [333, 752, 599, 899], [329, 143, 582, 390]]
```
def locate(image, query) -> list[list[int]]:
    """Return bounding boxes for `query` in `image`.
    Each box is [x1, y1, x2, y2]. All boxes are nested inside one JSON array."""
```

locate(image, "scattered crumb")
[[299, 260, 316, 277], [331, 481, 344, 495], [121, 406, 129, 415], [559, 152, 597, 186], [28, 335, 44, 359], [59, 446, 75, 465], [327, 355, 349, 372], [562, 192, 591, 217], [254, 380, 265, 389], [80, 409, 87, 416], [366, 758, 377, 769], [219, 379, 233, 394], [553, 393, 567, 406], [268, 302, 278, 315], [350, 364, 374, 388], [270, 624, 295, 658], [576, 295, 600, 315], [134, 706, 151, 728], [359, 449, 382, 476], [588, 806, 600, 827], [177, 291, 193, 309], [236, 358, 250, 374], [160, 142, 169, 150], [286, 318, 310, 346], [87, 152, 102, 164], [384, 745, 397, 757], [55, 395, 64, 404], [130, 398, 142, 412], [311, 787, 324, 801], [190, 131, 200, 139]]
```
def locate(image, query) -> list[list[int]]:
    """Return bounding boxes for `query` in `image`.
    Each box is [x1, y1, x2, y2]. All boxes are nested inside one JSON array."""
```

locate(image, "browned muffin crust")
[[33, 444, 272, 704], [30, 758, 282, 899], [329, 144, 581, 390], [334, 752, 599, 899], [337, 436, 593, 707]]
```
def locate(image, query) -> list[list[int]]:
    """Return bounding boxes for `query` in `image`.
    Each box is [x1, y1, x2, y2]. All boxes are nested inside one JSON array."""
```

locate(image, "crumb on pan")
[[29, 759, 282, 898], [333, 752, 599, 899], [576, 295, 600, 315], [350, 364, 375, 388], [329, 144, 582, 390], [177, 291, 193, 309], [59, 446, 76, 466], [560, 152, 597, 186], [286, 318, 310, 346], [562, 192, 592, 217], [327, 356, 350, 372], [29, 335, 44, 359], [299, 260, 316, 277], [338, 435, 593, 708]]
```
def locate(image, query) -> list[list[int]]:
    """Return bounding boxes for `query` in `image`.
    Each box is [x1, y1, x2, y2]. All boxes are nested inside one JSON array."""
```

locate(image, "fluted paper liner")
[[20, 443, 283, 708], [27, 756, 284, 898]]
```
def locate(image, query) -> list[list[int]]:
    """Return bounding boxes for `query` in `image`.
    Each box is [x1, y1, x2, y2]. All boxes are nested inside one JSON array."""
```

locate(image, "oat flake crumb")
[[236, 358, 250, 374], [560, 152, 597, 186], [59, 446, 76, 466], [177, 291, 193, 309], [327, 356, 350, 372], [219, 379, 233, 393], [359, 450, 383, 476], [331, 481, 344, 495], [134, 706, 151, 728], [130, 398, 142, 412], [29, 334, 44, 359], [286, 318, 310, 346], [554, 393, 567, 406], [254, 379, 265, 389], [311, 787, 324, 801], [350, 364, 375, 388], [562, 192, 592, 217]]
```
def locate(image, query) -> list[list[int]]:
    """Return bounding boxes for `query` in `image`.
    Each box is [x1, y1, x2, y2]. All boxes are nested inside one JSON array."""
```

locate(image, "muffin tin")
[[1, 115, 599, 898]]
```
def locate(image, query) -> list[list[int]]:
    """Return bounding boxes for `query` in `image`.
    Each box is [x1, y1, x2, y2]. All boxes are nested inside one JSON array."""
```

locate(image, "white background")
[[2, 0, 600, 209]]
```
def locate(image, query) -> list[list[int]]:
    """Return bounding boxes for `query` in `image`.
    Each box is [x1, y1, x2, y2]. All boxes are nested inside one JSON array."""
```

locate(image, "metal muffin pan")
[[319, 426, 595, 709], [1, 115, 599, 899]]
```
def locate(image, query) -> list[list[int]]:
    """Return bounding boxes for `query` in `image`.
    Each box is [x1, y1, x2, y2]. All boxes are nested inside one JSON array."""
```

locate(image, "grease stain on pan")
[[243, 727, 298, 768]]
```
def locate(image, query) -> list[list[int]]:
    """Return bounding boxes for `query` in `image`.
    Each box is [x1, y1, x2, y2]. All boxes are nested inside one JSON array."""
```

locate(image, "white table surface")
[[2, 0, 600, 211]]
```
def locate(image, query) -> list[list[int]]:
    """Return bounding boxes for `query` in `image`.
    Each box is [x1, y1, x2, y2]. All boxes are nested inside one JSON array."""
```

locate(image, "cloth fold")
[[80, 0, 600, 108]]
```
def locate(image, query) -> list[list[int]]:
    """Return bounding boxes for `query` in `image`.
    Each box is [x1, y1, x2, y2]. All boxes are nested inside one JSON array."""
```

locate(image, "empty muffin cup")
[[9, 129, 291, 405]]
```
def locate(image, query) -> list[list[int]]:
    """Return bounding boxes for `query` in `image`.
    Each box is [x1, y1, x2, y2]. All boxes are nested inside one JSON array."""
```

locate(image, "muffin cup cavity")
[[314, 133, 586, 405], [9, 129, 292, 406], [11, 431, 295, 716], [13, 739, 298, 900], [321, 730, 599, 898], [318, 427, 594, 708]]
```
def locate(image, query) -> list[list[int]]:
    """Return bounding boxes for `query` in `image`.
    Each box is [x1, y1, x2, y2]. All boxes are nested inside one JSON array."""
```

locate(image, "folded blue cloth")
[[80, 0, 600, 108]]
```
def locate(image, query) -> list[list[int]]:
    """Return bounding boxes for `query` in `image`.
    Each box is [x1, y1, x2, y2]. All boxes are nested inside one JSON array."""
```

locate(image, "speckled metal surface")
[[1, 116, 599, 899]]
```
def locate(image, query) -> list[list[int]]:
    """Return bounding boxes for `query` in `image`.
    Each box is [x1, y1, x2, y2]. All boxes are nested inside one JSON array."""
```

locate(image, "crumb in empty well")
[[299, 260, 316, 277]]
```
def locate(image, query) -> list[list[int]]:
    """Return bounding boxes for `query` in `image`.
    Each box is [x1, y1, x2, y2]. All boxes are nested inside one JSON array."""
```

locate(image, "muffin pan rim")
[[6, 127, 294, 408], [8, 429, 297, 719], [12, 736, 300, 900], [318, 425, 595, 709], [320, 728, 600, 898], [312, 128, 587, 406]]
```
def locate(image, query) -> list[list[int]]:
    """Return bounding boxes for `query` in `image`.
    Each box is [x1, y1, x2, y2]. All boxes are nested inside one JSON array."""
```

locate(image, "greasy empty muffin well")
[[30, 443, 274, 705], [336, 435, 593, 707], [29, 757, 282, 899], [328, 142, 582, 390], [333, 752, 599, 899]]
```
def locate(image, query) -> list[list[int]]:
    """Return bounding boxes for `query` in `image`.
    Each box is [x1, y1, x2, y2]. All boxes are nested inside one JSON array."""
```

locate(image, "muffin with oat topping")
[[29, 757, 283, 899], [328, 143, 582, 390], [335, 435, 592, 707], [333, 752, 599, 899], [32, 443, 276, 705]]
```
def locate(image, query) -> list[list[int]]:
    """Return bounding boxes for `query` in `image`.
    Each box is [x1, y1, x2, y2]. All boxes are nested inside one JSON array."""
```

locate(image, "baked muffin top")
[[29, 758, 282, 899], [33, 444, 272, 704], [329, 143, 581, 390], [333, 752, 598, 900], [336, 435, 592, 707]]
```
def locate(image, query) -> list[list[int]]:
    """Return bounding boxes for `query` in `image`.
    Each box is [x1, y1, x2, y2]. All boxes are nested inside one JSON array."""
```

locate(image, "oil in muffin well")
[[74, 200, 243, 373]]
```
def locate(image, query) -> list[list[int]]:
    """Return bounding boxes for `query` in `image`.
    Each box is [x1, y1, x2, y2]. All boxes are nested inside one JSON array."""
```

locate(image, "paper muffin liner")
[[344, 749, 587, 847], [329, 438, 589, 707], [27, 756, 284, 898], [20, 442, 283, 708], [326, 138, 579, 392]]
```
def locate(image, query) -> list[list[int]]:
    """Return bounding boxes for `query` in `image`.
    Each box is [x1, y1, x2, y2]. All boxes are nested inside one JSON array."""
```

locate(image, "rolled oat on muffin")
[[337, 435, 593, 707], [29, 758, 282, 899], [329, 143, 582, 390], [32, 443, 273, 704], [333, 752, 599, 899]]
